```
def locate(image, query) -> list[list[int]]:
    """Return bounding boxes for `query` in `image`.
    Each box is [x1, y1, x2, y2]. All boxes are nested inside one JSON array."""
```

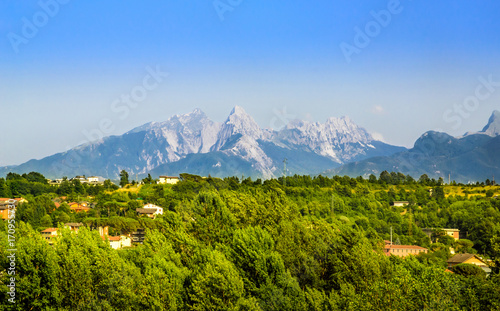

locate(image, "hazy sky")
[[1, 1, 500, 166]]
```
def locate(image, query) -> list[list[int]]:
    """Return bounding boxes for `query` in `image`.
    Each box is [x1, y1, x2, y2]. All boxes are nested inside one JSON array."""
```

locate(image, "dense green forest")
[[1, 171, 500, 310]]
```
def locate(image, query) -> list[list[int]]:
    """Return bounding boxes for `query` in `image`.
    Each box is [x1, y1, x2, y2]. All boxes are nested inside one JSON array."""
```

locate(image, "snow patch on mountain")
[[0, 105, 407, 179], [272, 116, 374, 163]]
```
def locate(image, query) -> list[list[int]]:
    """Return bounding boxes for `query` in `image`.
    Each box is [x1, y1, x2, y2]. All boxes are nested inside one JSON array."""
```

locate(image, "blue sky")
[[1, 1, 500, 165]]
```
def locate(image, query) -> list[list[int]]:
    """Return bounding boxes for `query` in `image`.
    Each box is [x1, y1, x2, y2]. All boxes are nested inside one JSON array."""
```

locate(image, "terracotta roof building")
[[137, 204, 163, 219], [384, 241, 428, 257], [41, 228, 59, 242], [422, 228, 460, 242], [68, 202, 91, 213], [447, 253, 490, 274]]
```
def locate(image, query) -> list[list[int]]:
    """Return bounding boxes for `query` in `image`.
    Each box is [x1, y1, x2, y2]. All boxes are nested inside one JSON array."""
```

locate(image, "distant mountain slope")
[[331, 111, 500, 183], [481, 110, 500, 136], [0, 106, 405, 179]]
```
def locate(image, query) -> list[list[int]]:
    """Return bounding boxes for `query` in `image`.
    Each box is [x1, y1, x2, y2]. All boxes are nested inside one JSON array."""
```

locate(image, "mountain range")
[[3, 108, 499, 182], [0, 106, 405, 180], [331, 110, 500, 183]]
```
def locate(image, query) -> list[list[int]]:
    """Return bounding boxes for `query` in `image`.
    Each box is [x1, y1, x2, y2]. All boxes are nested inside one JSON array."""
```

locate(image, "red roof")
[[41, 228, 58, 233], [385, 244, 428, 250]]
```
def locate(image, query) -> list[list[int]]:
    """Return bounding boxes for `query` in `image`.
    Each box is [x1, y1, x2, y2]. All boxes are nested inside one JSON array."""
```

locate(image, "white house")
[[158, 176, 179, 185], [137, 203, 164, 218], [393, 201, 410, 207], [87, 176, 99, 183], [103, 236, 132, 249]]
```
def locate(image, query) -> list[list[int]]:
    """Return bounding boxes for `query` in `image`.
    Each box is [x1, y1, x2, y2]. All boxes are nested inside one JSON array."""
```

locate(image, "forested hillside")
[[1, 172, 500, 310]]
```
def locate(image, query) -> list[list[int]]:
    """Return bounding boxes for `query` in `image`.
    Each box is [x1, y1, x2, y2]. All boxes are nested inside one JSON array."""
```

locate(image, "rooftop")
[[447, 253, 485, 264], [41, 228, 58, 233], [384, 244, 428, 250], [102, 236, 121, 241], [65, 222, 84, 227]]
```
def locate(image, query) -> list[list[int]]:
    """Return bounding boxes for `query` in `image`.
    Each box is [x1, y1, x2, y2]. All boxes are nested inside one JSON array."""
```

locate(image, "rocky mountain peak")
[[1, 106, 406, 179], [212, 106, 262, 151], [481, 110, 500, 136]]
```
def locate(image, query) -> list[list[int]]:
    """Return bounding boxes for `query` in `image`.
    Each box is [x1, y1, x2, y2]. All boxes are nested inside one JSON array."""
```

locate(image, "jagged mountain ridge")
[[0, 106, 405, 179], [331, 111, 500, 183]]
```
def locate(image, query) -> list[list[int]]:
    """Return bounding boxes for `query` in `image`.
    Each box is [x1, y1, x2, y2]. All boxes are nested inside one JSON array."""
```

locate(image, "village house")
[[64, 222, 84, 232], [49, 179, 64, 186], [383, 241, 428, 257], [0, 199, 15, 220], [137, 203, 163, 219], [41, 225, 107, 244], [422, 228, 460, 242], [102, 235, 132, 249], [447, 253, 491, 274], [68, 202, 91, 213], [131, 228, 146, 244], [98, 226, 109, 236], [71, 175, 87, 183], [50, 176, 104, 186], [41, 228, 59, 242], [0, 198, 26, 220], [0, 205, 9, 220], [393, 201, 410, 207], [87, 176, 99, 183], [158, 176, 179, 185], [0, 198, 27, 204]]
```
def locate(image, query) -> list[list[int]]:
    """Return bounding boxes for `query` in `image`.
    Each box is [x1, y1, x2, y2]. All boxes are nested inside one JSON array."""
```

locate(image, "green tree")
[[40, 214, 54, 229], [418, 174, 430, 185], [188, 249, 245, 311], [120, 170, 129, 187], [453, 263, 486, 279], [6, 172, 24, 181], [0, 178, 11, 197], [57, 212, 71, 224], [379, 171, 391, 184], [142, 173, 154, 184], [455, 239, 476, 254], [22, 172, 48, 184]]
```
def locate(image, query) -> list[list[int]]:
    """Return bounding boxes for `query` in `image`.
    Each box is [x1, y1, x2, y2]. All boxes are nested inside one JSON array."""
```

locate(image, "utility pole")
[[283, 158, 287, 187], [390, 227, 393, 245]]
